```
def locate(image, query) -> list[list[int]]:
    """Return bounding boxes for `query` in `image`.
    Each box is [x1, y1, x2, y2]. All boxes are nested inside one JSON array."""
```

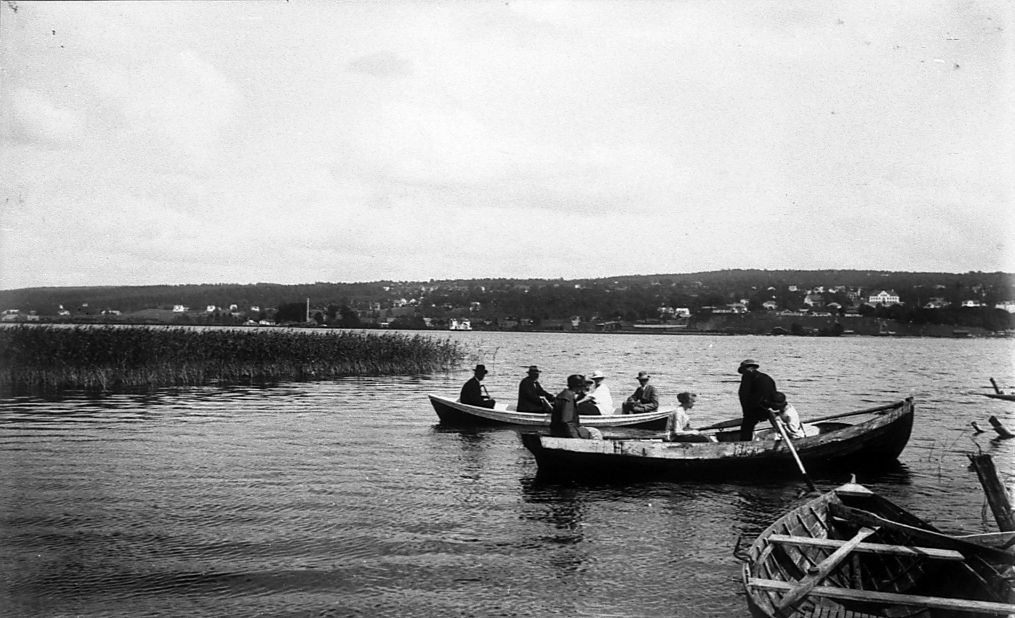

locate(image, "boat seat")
[[749, 578, 1015, 615], [767, 534, 965, 561], [806, 605, 880, 618]]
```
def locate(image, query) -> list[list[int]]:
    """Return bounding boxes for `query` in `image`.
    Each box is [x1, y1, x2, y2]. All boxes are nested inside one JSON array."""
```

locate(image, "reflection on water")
[[1, 334, 1013, 617]]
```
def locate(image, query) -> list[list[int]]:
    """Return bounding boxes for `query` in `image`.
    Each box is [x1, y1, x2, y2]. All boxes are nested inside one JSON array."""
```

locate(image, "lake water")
[[1, 332, 1013, 617]]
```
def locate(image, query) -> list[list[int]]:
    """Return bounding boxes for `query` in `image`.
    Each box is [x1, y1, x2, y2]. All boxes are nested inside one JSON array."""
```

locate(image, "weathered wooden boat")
[[428, 394, 671, 430], [742, 482, 1015, 618], [520, 399, 914, 480]]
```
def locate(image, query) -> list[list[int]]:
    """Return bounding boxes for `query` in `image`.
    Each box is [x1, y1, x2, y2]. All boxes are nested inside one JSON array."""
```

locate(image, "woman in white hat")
[[577, 370, 614, 415]]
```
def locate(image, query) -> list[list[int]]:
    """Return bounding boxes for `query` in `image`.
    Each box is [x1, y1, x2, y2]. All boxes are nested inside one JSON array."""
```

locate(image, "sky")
[[1, 1, 1013, 290]]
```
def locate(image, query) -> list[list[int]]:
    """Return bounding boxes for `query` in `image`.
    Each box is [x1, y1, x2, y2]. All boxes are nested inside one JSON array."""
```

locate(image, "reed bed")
[[0, 325, 465, 395]]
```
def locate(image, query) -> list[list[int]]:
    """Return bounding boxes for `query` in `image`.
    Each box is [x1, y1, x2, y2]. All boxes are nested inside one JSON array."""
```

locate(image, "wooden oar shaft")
[[699, 400, 904, 433], [804, 401, 903, 424], [769, 410, 817, 493], [829, 503, 1015, 564]]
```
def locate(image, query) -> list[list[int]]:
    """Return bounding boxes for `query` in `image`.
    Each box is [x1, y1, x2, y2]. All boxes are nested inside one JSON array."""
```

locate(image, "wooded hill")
[[2, 270, 1013, 332]]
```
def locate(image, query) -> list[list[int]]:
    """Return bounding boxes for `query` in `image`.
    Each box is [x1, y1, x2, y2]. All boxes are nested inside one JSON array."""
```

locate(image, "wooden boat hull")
[[520, 400, 914, 480], [428, 394, 671, 430], [742, 483, 1015, 618], [984, 393, 1015, 402]]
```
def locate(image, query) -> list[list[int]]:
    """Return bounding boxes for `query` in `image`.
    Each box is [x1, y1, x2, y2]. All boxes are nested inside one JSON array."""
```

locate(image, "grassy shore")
[[0, 325, 464, 395]]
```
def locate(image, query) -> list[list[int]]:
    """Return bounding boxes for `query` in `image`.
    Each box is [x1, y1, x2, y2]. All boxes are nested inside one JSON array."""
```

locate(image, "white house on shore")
[[868, 290, 900, 306]]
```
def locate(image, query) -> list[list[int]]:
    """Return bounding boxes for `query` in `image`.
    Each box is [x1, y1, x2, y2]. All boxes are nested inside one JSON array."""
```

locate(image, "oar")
[[698, 400, 904, 433], [829, 503, 1015, 564], [769, 410, 818, 493]]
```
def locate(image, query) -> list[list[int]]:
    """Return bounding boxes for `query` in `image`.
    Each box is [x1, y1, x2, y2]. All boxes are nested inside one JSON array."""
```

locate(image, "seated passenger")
[[577, 376, 601, 415], [622, 371, 659, 414], [460, 364, 496, 409], [517, 365, 554, 412], [550, 374, 601, 439], [586, 370, 615, 415], [664, 392, 697, 440], [767, 392, 805, 439]]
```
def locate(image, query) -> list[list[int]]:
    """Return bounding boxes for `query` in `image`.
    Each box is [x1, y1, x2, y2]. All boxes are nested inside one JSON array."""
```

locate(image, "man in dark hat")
[[550, 374, 597, 439], [738, 359, 777, 440], [517, 365, 554, 412], [622, 371, 659, 414], [461, 364, 496, 408]]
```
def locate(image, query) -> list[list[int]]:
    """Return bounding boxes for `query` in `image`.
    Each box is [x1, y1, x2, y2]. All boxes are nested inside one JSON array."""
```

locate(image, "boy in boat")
[[664, 392, 696, 438], [767, 391, 805, 439], [517, 365, 554, 412], [460, 364, 496, 409], [622, 371, 659, 414], [550, 374, 601, 439]]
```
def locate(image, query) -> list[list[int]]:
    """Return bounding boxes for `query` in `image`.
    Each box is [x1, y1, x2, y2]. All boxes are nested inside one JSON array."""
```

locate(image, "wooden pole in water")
[[990, 377, 1002, 394], [988, 416, 1015, 439], [967, 453, 1015, 532]]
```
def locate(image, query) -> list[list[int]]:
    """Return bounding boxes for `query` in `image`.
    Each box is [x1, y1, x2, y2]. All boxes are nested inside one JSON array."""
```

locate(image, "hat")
[[527, 365, 541, 374], [738, 359, 760, 374], [590, 370, 606, 380], [769, 392, 787, 406], [637, 371, 650, 380], [474, 364, 488, 374], [567, 374, 587, 389]]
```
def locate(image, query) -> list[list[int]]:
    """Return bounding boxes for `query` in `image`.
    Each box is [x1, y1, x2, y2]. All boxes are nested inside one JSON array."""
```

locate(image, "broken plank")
[[767, 534, 965, 561]]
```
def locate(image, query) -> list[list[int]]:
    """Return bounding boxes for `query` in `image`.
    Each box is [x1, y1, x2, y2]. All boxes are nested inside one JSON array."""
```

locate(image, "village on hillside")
[[2, 272, 1013, 337]]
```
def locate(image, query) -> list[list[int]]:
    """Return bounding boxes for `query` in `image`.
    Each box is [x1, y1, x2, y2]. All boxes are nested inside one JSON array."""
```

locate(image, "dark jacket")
[[624, 383, 659, 413], [518, 376, 554, 412], [461, 376, 495, 408], [550, 388, 582, 437], [738, 370, 777, 421]]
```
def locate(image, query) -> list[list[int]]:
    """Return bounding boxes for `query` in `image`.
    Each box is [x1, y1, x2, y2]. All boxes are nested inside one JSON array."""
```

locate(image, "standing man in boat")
[[517, 365, 554, 412], [460, 364, 496, 409], [738, 359, 778, 440], [622, 371, 659, 414], [550, 374, 599, 439]]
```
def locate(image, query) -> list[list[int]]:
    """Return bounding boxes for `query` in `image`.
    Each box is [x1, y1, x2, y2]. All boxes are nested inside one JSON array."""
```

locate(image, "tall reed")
[[0, 325, 464, 395]]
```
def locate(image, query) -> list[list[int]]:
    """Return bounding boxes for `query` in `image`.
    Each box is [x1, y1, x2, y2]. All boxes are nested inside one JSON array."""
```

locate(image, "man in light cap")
[[738, 359, 777, 440], [583, 370, 615, 415]]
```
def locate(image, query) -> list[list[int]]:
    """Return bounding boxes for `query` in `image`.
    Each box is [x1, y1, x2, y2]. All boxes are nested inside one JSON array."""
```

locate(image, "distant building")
[[996, 301, 1015, 313], [173, 305, 188, 312], [868, 290, 900, 306], [803, 294, 825, 308], [961, 300, 983, 308], [924, 297, 950, 309]]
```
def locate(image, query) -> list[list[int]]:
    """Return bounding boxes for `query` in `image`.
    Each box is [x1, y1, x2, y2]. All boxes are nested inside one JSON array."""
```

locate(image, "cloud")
[[7, 88, 83, 146], [81, 49, 241, 163], [347, 52, 414, 78]]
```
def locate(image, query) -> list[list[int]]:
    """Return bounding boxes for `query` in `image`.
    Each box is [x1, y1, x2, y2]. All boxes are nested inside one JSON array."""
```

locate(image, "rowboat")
[[742, 482, 1015, 618], [520, 399, 914, 480], [427, 394, 671, 430]]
